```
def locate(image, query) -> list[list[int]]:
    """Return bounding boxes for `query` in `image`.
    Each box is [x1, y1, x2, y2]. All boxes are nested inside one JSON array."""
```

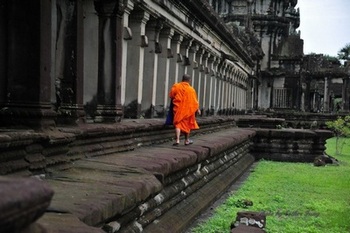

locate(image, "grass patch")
[[190, 137, 350, 233]]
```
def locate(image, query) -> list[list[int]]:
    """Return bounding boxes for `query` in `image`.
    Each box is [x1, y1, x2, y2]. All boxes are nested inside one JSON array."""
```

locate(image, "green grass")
[[190, 137, 350, 233]]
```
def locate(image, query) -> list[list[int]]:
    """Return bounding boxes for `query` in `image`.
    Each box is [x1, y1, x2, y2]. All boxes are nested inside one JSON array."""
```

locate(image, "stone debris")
[[231, 211, 266, 233]]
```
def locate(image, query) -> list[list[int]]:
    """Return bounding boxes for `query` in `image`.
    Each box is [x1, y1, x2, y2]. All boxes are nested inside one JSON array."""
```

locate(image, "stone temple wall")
[[0, 0, 255, 129]]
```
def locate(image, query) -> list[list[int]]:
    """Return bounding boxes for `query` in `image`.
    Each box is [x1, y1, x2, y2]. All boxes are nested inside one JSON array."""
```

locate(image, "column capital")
[[181, 38, 193, 49], [147, 19, 164, 32], [172, 33, 183, 44], [94, 0, 120, 16], [122, 0, 134, 13], [190, 43, 200, 53], [130, 10, 150, 24], [160, 27, 174, 38]]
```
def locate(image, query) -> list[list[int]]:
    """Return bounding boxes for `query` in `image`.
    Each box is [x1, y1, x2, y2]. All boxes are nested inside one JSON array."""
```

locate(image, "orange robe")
[[169, 82, 199, 134]]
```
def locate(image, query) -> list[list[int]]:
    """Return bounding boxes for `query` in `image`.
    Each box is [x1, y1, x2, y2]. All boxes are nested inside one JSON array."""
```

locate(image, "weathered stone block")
[[0, 177, 54, 233]]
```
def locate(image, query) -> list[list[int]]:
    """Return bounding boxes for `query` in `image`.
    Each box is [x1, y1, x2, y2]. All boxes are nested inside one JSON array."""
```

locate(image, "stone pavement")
[[16, 126, 255, 233]]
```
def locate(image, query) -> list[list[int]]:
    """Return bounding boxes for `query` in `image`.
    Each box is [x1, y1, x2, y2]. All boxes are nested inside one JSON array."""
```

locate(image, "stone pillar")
[[237, 77, 241, 110], [219, 65, 226, 113], [254, 78, 259, 110], [189, 43, 199, 89], [55, 0, 85, 125], [207, 56, 216, 115], [169, 34, 183, 85], [202, 53, 210, 114], [225, 65, 230, 112], [243, 77, 248, 110], [227, 76, 231, 112], [219, 64, 227, 113], [143, 19, 163, 118], [227, 75, 232, 113], [232, 74, 236, 111], [222, 68, 228, 112], [212, 58, 219, 114], [234, 75, 238, 111], [229, 71, 234, 111], [124, 10, 149, 118], [246, 76, 253, 110], [120, 1, 134, 110], [323, 77, 329, 112], [0, 1, 56, 128], [114, 1, 127, 122], [180, 39, 193, 76], [0, 0, 5, 106], [196, 49, 205, 105], [93, 0, 121, 122], [158, 28, 174, 116], [228, 67, 234, 112]]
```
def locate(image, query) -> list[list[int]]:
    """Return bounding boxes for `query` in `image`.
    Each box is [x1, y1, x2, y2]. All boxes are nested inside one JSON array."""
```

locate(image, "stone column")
[[143, 19, 163, 118], [55, 0, 85, 125], [124, 10, 150, 118], [169, 34, 183, 85], [323, 77, 329, 112], [234, 75, 238, 110], [114, 1, 128, 122], [223, 72, 228, 114], [120, 0, 134, 110], [158, 28, 174, 116], [0, 1, 56, 128], [243, 76, 248, 110], [180, 39, 193, 76], [189, 43, 199, 89], [246, 76, 253, 110], [202, 53, 210, 114], [196, 49, 205, 105], [227, 67, 234, 110], [237, 76, 241, 110], [93, 0, 120, 122], [207, 56, 215, 115], [219, 64, 227, 113], [229, 71, 234, 112], [212, 58, 219, 115], [0, 0, 5, 106], [219, 65, 226, 113], [222, 67, 228, 112], [226, 76, 231, 112]]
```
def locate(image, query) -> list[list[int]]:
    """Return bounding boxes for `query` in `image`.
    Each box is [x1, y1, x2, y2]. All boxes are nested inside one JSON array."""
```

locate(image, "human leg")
[[173, 127, 181, 145], [184, 132, 189, 142], [184, 131, 193, 145]]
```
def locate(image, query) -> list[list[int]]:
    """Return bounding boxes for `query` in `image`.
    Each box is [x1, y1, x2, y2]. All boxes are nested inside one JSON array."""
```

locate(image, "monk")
[[169, 74, 201, 146]]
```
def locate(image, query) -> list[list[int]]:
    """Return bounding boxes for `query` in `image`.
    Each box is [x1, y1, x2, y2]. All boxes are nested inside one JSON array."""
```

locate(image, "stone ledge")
[[32, 128, 255, 232], [0, 116, 238, 176], [252, 128, 333, 162]]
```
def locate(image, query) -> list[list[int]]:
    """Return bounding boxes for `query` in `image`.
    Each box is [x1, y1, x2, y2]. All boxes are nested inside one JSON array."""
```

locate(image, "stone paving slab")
[[32, 213, 105, 233], [95, 146, 201, 177], [46, 162, 162, 226]]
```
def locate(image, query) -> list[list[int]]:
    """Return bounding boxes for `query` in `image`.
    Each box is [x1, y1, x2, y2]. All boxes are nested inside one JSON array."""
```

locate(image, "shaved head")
[[182, 74, 191, 82]]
